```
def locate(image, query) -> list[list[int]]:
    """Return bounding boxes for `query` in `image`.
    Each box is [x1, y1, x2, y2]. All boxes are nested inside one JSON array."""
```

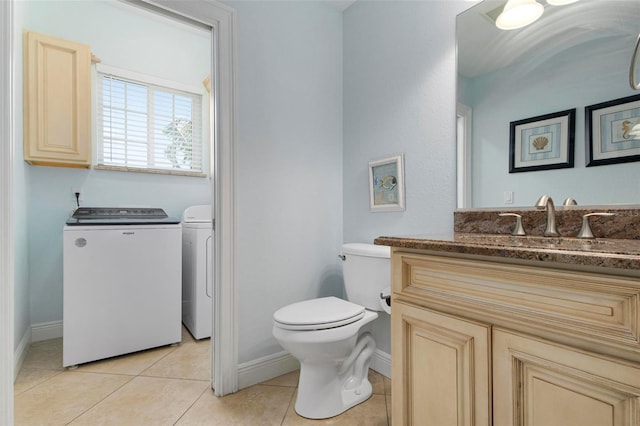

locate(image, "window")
[[96, 65, 205, 176]]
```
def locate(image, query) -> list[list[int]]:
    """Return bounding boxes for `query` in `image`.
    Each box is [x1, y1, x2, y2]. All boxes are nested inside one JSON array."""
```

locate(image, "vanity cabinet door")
[[23, 30, 91, 167], [493, 328, 640, 426], [392, 300, 492, 426]]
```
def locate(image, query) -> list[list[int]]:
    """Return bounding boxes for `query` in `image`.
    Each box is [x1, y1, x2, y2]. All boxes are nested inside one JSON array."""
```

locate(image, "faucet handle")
[[499, 213, 526, 236], [563, 197, 578, 206], [577, 213, 615, 239]]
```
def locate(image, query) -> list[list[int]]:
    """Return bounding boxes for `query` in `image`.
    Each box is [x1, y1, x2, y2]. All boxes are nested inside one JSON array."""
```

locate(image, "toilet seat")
[[273, 296, 365, 331]]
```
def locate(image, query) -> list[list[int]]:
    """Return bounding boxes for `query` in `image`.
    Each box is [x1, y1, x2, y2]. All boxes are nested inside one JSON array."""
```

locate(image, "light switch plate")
[[504, 191, 514, 204]]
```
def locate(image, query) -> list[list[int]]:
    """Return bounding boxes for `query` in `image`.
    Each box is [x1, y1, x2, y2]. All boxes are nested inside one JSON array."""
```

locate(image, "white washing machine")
[[63, 207, 182, 367], [182, 205, 213, 339]]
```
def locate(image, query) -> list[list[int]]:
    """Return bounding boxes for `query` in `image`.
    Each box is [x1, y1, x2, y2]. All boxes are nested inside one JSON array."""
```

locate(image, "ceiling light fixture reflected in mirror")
[[495, 0, 544, 30], [547, 0, 579, 5]]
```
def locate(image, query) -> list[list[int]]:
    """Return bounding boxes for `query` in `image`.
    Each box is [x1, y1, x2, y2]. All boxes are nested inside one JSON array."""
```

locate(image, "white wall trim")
[[31, 320, 63, 342], [238, 348, 389, 390], [0, 0, 14, 422], [456, 102, 472, 209], [370, 349, 391, 379], [237, 351, 299, 390], [13, 327, 30, 381], [141, 0, 238, 397], [207, 1, 238, 398]]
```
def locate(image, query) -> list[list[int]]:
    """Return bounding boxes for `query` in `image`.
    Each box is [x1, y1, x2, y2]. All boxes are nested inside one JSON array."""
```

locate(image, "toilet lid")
[[273, 297, 365, 331]]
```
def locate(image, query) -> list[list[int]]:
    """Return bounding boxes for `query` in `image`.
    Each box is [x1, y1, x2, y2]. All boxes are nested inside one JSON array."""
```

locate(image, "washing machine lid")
[[341, 243, 390, 259], [182, 205, 212, 223], [66, 207, 180, 225], [273, 296, 365, 331]]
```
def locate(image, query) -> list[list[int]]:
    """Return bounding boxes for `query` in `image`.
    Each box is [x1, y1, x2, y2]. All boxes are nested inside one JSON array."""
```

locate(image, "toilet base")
[[340, 379, 374, 414], [293, 331, 376, 419], [294, 362, 374, 419]]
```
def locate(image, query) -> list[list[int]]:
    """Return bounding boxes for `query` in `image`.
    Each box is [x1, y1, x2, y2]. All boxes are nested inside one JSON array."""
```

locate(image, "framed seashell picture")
[[508, 109, 576, 173], [368, 154, 405, 212], [585, 94, 640, 167]]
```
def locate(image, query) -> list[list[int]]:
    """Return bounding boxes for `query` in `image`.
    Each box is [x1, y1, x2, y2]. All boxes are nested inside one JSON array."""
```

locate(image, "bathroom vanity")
[[377, 208, 640, 425]]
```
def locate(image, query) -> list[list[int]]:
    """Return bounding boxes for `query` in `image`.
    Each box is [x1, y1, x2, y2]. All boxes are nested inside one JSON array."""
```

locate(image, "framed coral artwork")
[[508, 109, 575, 173], [585, 94, 640, 167], [368, 154, 405, 212]]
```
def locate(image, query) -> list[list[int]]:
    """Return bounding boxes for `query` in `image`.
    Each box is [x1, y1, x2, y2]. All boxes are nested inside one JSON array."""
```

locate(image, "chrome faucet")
[[535, 195, 560, 237]]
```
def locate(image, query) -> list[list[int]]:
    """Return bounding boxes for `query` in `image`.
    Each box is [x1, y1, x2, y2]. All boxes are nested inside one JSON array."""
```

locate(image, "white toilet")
[[272, 243, 390, 419]]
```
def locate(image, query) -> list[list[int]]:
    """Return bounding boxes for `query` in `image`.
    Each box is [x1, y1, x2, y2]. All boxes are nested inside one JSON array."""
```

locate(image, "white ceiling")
[[458, 0, 640, 78]]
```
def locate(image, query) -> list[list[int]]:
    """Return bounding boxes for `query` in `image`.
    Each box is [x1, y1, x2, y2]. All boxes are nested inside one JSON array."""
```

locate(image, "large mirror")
[[457, 0, 640, 208]]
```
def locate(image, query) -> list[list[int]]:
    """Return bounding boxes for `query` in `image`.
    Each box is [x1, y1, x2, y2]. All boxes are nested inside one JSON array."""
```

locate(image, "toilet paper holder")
[[379, 292, 391, 307]]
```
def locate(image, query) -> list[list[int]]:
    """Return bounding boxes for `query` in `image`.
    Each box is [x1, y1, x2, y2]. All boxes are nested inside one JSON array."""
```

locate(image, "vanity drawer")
[[392, 251, 640, 361]]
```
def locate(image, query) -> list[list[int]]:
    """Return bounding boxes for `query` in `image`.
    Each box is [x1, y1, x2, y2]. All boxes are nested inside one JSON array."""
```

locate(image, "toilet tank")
[[341, 243, 390, 311]]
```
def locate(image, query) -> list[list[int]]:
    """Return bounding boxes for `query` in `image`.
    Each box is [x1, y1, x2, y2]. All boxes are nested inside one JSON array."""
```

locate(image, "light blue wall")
[[17, 1, 211, 326], [469, 36, 640, 207], [343, 1, 470, 354], [226, 0, 344, 363]]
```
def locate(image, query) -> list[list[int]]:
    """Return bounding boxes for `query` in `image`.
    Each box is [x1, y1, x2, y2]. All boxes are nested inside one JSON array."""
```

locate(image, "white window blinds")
[[97, 69, 204, 175]]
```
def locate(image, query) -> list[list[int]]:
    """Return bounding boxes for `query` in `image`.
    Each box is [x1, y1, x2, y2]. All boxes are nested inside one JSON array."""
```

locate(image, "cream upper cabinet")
[[23, 30, 91, 168], [391, 249, 640, 426]]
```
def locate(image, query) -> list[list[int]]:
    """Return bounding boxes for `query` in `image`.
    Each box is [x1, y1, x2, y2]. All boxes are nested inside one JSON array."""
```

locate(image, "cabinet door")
[[392, 300, 492, 426], [23, 31, 91, 167], [493, 328, 640, 426]]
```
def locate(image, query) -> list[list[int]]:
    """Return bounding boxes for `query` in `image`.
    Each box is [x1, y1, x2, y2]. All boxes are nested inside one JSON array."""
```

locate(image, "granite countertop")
[[374, 233, 640, 272]]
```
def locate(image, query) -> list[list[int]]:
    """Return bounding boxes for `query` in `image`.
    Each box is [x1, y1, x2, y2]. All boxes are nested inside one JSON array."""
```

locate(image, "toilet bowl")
[[272, 243, 390, 419]]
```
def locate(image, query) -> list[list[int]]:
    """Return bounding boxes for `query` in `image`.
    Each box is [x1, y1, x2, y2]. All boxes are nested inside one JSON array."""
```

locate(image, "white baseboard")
[[31, 320, 63, 342], [237, 351, 299, 390], [13, 327, 31, 381], [15, 320, 63, 380], [237, 348, 390, 391], [370, 349, 391, 379]]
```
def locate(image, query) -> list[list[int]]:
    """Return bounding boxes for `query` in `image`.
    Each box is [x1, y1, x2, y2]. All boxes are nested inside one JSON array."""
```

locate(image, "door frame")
[[0, 0, 15, 423], [142, 0, 239, 398]]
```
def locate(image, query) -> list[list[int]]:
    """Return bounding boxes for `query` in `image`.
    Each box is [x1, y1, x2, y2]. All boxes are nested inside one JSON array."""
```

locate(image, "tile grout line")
[[63, 343, 202, 425], [64, 371, 136, 425], [137, 373, 210, 382], [63, 338, 183, 425], [15, 330, 209, 425], [135, 342, 184, 377], [280, 387, 297, 426], [13, 368, 64, 397], [384, 390, 389, 426], [172, 384, 210, 425]]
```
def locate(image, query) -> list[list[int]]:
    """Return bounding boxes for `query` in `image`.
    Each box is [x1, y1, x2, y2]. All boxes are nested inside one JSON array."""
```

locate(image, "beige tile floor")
[[14, 327, 392, 425]]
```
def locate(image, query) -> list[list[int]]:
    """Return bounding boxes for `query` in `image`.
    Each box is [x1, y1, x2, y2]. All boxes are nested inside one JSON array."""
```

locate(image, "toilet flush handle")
[[338, 254, 346, 261]]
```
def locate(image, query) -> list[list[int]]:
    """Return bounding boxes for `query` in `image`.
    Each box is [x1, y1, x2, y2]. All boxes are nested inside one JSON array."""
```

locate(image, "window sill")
[[94, 164, 208, 178]]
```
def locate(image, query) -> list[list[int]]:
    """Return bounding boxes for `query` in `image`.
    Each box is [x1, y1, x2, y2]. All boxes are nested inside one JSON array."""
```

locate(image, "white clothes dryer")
[[181, 205, 213, 339]]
